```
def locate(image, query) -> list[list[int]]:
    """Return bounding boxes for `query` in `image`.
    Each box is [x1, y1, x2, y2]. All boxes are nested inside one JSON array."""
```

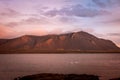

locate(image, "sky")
[[0, 0, 120, 47]]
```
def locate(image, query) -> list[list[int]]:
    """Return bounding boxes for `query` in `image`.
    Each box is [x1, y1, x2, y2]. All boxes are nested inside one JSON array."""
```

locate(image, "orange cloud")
[[0, 24, 18, 39]]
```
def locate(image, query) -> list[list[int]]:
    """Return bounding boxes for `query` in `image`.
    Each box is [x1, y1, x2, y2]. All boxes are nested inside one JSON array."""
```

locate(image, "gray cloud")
[[5, 17, 50, 27], [108, 33, 120, 36], [92, 0, 120, 8], [22, 17, 49, 24], [59, 16, 77, 23], [112, 19, 120, 23], [0, 8, 20, 17], [92, 0, 108, 8], [44, 4, 108, 17], [111, 0, 120, 6], [102, 18, 120, 25]]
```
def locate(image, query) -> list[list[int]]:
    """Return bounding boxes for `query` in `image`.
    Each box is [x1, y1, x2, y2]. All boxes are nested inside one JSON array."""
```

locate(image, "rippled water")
[[0, 53, 120, 80]]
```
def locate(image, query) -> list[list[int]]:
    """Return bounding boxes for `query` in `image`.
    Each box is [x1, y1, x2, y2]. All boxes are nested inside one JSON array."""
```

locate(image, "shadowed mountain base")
[[14, 73, 99, 80], [109, 78, 120, 80]]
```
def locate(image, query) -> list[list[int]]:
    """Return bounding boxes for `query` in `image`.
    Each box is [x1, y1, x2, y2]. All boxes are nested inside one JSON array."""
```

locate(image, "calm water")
[[0, 54, 120, 80]]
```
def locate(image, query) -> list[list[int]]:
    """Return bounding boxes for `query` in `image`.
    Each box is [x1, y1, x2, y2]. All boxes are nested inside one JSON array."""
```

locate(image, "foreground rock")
[[109, 78, 120, 80], [14, 73, 99, 80]]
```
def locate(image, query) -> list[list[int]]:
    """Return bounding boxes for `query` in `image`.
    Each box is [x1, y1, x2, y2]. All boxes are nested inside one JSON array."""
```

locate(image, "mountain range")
[[0, 31, 119, 53]]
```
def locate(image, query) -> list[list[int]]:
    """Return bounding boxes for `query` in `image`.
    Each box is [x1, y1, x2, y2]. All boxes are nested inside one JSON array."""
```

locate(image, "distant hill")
[[0, 31, 119, 53]]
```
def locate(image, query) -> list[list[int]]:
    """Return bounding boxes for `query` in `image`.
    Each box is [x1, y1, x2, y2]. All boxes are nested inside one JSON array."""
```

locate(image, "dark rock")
[[14, 73, 99, 80], [109, 78, 120, 80]]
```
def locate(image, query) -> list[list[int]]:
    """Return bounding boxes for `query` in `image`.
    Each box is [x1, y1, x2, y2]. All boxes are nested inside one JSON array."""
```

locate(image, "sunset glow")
[[0, 0, 120, 47]]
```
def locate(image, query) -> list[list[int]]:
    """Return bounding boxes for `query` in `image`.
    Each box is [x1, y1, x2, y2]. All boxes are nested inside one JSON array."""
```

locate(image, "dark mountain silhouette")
[[0, 31, 119, 52]]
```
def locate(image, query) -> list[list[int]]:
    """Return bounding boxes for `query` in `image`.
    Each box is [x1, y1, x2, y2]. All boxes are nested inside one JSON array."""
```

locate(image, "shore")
[[14, 73, 120, 80], [14, 73, 99, 80], [0, 49, 120, 54]]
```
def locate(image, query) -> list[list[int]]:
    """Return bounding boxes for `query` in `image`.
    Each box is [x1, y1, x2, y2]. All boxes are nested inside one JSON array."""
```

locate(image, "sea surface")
[[0, 53, 120, 80]]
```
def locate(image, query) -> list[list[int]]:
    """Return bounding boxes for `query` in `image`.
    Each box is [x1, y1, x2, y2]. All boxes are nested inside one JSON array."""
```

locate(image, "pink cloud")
[[0, 8, 20, 17], [26, 29, 49, 36]]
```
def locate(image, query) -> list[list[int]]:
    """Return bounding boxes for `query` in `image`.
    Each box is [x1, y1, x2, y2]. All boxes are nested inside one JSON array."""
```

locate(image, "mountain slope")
[[0, 31, 119, 52]]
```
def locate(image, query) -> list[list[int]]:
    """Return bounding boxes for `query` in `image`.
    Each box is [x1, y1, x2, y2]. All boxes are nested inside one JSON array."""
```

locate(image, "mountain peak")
[[73, 31, 88, 34], [70, 31, 96, 39], [20, 35, 34, 38]]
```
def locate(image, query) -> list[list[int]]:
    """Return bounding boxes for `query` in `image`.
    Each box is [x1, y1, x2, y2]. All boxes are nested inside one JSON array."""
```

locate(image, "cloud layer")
[[44, 4, 108, 17], [0, 0, 120, 47]]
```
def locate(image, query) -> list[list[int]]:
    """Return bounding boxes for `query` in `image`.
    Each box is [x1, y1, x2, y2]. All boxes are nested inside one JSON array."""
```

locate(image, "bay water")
[[0, 53, 120, 80]]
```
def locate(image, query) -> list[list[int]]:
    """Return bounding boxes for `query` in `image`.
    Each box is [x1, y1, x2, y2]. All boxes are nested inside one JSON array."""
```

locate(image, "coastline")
[[0, 50, 120, 54], [14, 73, 99, 80], [14, 73, 120, 80]]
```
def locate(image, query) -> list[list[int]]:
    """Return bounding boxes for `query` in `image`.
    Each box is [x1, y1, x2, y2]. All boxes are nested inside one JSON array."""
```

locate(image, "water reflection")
[[0, 54, 120, 80]]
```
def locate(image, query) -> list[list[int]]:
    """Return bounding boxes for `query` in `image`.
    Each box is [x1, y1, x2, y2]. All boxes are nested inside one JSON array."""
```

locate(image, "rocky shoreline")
[[14, 73, 99, 80], [14, 73, 120, 80]]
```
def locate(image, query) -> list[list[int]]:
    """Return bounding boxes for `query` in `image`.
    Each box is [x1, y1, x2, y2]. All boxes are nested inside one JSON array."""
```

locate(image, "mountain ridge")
[[0, 31, 119, 53]]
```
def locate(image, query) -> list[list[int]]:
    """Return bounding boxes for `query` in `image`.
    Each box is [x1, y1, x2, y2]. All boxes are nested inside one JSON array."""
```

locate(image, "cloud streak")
[[0, 8, 20, 17], [92, 0, 109, 8], [92, 0, 120, 8], [108, 33, 120, 36], [44, 4, 108, 17], [5, 16, 50, 27]]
